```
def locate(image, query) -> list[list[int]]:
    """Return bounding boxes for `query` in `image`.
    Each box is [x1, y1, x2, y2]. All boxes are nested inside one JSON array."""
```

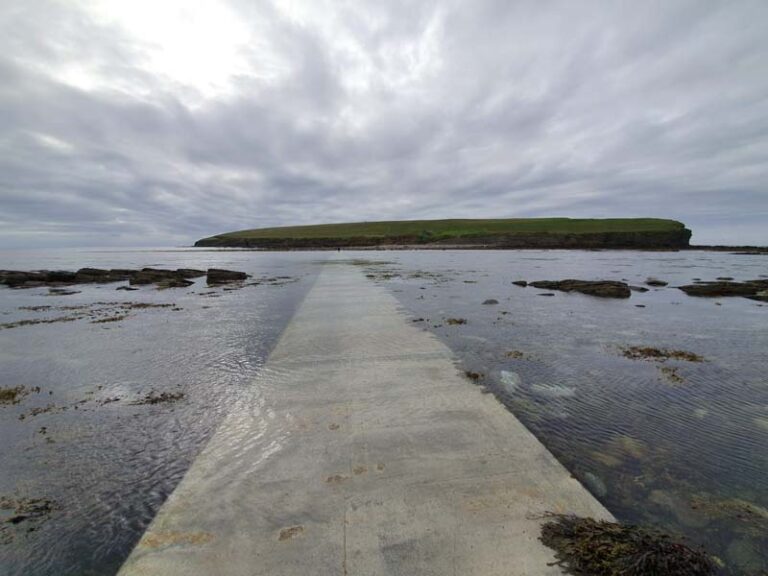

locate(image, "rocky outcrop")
[[1, 268, 207, 289], [678, 280, 768, 301], [206, 269, 248, 284], [529, 279, 631, 298]]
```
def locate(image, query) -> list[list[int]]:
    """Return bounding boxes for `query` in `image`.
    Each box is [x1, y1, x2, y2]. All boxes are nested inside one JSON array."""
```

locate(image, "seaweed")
[[0, 386, 28, 405], [621, 346, 704, 363], [132, 391, 184, 405], [539, 514, 717, 576]]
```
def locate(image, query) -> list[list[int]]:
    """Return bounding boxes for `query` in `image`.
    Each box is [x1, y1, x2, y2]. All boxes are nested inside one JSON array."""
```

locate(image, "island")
[[194, 218, 692, 250]]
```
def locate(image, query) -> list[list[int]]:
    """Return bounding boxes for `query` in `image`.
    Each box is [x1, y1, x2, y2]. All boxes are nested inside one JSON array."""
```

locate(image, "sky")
[[1, 0, 767, 248]]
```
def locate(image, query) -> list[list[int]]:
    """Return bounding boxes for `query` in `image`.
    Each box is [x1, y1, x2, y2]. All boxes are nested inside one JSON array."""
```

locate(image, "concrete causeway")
[[118, 263, 612, 576]]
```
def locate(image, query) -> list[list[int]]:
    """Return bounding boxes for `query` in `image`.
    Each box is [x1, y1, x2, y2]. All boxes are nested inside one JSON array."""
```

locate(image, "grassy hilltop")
[[194, 218, 691, 249]]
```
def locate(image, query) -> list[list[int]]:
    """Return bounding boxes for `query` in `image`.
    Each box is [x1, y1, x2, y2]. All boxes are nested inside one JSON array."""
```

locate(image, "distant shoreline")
[[190, 244, 768, 253], [194, 217, 695, 250]]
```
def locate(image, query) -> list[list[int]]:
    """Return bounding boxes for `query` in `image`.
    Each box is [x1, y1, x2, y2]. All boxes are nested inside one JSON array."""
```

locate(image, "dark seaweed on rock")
[[621, 346, 704, 362], [0, 267, 207, 289], [678, 280, 768, 301], [529, 280, 631, 299], [540, 515, 716, 576]]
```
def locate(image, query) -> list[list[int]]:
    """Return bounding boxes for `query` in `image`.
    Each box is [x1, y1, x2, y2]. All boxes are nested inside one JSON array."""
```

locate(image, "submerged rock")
[[530, 279, 631, 298], [0, 386, 28, 405], [582, 472, 607, 497], [499, 370, 521, 394], [482, 298, 499, 305], [512, 280, 528, 287], [726, 538, 764, 573], [621, 346, 704, 362], [645, 277, 668, 287], [648, 490, 710, 528]]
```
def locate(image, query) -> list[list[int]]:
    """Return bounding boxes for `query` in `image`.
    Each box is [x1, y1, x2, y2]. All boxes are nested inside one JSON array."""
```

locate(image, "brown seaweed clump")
[[540, 515, 716, 576], [621, 346, 704, 363], [0, 386, 28, 405], [132, 391, 185, 405]]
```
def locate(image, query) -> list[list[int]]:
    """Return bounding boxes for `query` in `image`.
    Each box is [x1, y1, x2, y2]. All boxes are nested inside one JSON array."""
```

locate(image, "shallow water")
[[0, 248, 320, 576], [1, 248, 766, 575], [362, 250, 768, 574]]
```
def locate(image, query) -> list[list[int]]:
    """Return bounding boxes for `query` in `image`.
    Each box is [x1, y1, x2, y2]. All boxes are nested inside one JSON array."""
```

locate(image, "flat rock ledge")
[[0, 268, 249, 289], [529, 279, 631, 298]]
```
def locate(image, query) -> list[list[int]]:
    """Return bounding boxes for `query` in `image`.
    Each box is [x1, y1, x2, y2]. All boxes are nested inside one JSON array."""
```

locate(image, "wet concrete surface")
[[118, 261, 611, 576]]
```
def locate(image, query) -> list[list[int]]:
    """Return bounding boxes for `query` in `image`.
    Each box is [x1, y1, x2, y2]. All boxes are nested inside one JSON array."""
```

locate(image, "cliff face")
[[195, 228, 692, 249]]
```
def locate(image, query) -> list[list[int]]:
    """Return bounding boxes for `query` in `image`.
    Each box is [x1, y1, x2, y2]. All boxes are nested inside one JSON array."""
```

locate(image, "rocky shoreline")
[[0, 268, 248, 290]]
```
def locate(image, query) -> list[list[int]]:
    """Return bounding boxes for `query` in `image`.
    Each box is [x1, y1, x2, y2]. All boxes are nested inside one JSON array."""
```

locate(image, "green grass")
[[205, 218, 686, 242]]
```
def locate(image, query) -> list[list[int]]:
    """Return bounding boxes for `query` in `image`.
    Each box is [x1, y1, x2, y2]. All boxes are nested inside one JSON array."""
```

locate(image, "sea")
[[0, 248, 766, 575]]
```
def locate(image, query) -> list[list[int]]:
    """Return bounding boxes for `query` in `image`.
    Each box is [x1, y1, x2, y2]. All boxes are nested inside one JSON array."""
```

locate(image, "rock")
[[726, 538, 764, 573], [678, 279, 768, 300], [582, 472, 607, 497], [645, 277, 668, 287], [48, 288, 80, 296], [648, 490, 710, 528], [1, 267, 200, 289], [530, 279, 631, 298], [129, 268, 182, 285], [207, 269, 248, 283], [629, 285, 649, 292], [0, 271, 47, 287], [73, 268, 131, 283], [45, 271, 77, 283], [537, 292, 555, 297], [156, 278, 194, 289], [716, 276, 734, 281], [621, 346, 704, 362], [482, 299, 499, 305], [176, 269, 206, 278], [512, 280, 528, 287], [116, 286, 139, 291]]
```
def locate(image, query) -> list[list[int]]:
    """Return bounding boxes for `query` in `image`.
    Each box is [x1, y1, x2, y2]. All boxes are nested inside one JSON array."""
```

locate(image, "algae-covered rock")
[[621, 346, 704, 362], [678, 279, 768, 300], [530, 279, 631, 298], [726, 538, 764, 573], [648, 490, 710, 528]]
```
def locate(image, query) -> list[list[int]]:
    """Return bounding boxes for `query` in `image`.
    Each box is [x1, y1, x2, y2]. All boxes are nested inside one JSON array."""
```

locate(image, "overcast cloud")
[[1, 0, 767, 247]]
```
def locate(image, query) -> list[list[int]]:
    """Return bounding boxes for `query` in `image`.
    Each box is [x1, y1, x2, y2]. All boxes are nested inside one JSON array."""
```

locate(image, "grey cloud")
[[0, 0, 767, 248]]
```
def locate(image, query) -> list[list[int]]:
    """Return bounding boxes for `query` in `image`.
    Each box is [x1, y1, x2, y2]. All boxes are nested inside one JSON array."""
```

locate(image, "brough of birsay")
[[1, 2, 766, 575]]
